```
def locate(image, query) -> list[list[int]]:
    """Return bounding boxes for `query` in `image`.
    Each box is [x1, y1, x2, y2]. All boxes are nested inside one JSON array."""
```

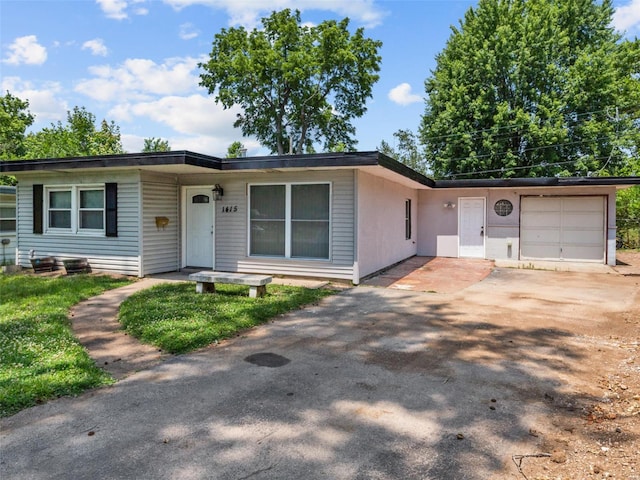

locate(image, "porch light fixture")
[[444, 201, 456, 209], [212, 184, 224, 201]]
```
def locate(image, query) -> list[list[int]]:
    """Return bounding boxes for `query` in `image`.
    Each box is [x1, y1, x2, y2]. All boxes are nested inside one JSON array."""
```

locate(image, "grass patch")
[[119, 282, 335, 354], [0, 274, 133, 417]]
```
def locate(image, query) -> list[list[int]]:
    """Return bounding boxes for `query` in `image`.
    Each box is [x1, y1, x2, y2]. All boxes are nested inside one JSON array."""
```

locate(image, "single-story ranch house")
[[1, 151, 638, 283]]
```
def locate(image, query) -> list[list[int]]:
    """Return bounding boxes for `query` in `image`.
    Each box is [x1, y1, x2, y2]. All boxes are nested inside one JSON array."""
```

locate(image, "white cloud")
[[179, 22, 200, 40], [2, 35, 47, 66], [75, 56, 205, 102], [388, 83, 422, 106], [0, 77, 68, 123], [122, 94, 240, 136], [116, 95, 259, 156], [162, 0, 386, 28], [96, 0, 148, 20], [96, 0, 128, 19], [82, 38, 109, 56], [613, 0, 640, 34]]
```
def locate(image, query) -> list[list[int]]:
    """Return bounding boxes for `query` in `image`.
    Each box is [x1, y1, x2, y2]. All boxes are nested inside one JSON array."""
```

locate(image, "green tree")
[[378, 129, 427, 175], [0, 92, 35, 184], [226, 141, 246, 158], [24, 106, 124, 159], [142, 137, 171, 152], [199, 9, 382, 155], [0, 91, 34, 160], [420, 0, 640, 179]]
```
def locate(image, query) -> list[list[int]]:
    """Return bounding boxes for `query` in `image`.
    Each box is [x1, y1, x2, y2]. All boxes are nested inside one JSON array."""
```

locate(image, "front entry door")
[[186, 188, 214, 268], [459, 197, 485, 258]]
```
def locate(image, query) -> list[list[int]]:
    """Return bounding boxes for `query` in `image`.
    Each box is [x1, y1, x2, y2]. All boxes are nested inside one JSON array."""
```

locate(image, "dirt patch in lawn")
[[459, 260, 640, 480]]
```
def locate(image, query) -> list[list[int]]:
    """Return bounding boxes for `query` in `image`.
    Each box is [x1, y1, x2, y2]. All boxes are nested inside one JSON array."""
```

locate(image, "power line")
[[435, 134, 620, 164], [421, 104, 640, 144], [442, 155, 624, 178]]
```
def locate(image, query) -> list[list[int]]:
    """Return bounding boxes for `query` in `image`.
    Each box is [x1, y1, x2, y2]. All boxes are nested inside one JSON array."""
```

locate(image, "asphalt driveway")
[[1, 266, 638, 479]]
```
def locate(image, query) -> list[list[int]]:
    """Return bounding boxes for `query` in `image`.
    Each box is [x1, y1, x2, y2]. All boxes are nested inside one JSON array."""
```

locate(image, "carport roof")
[[1, 151, 638, 189], [434, 176, 640, 188]]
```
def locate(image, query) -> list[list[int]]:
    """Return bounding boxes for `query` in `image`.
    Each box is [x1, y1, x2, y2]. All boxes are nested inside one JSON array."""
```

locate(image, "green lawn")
[[0, 274, 133, 417], [1, 274, 336, 417], [118, 282, 335, 354]]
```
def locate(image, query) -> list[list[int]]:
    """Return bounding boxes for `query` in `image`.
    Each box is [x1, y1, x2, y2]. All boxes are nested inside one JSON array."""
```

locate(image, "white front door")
[[186, 188, 214, 268], [459, 197, 485, 258]]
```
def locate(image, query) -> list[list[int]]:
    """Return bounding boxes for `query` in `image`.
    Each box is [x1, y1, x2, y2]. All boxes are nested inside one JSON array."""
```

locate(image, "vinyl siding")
[[15, 172, 141, 275], [0, 189, 17, 264], [141, 178, 179, 275], [214, 170, 356, 280]]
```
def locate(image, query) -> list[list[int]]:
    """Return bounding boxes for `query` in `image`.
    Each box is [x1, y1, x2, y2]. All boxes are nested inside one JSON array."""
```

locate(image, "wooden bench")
[[188, 271, 272, 298]]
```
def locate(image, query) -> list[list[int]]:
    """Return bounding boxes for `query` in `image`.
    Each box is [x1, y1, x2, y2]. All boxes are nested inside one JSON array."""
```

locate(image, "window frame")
[[0, 200, 16, 234], [44, 185, 105, 236], [248, 182, 332, 261], [405, 199, 412, 240]]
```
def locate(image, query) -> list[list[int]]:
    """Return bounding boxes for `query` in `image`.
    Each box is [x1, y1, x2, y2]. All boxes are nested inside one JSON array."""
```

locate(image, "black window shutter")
[[105, 183, 118, 237], [33, 184, 43, 234]]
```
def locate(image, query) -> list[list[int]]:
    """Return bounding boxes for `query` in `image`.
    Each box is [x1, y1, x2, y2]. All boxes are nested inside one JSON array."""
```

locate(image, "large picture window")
[[250, 183, 330, 260], [46, 186, 104, 234]]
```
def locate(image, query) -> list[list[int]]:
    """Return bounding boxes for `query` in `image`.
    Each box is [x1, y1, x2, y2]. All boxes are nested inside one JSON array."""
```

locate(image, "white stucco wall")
[[356, 171, 418, 280], [419, 186, 617, 265], [417, 188, 487, 257]]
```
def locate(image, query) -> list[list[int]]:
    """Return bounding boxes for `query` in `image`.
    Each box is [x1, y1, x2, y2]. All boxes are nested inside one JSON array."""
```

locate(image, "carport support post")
[[195, 282, 215, 294]]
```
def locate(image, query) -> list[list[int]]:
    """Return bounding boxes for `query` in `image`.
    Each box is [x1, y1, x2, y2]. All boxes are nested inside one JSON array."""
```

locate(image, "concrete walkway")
[[70, 275, 332, 379], [69, 278, 175, 379]]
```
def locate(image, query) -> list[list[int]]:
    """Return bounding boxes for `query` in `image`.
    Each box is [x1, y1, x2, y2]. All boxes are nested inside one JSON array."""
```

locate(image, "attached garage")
[[520, 196, 606, 263]]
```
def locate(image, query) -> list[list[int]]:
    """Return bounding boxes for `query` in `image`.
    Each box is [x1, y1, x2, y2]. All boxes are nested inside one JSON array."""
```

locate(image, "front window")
[[79, 189, 104, 230], [250, 185, 286, 256], [48, 190, 72, 229], [405, 199, 412, 240], [0, 204, 16, 233], [46, 186, 104, 234], [249, 183, 330, 260]]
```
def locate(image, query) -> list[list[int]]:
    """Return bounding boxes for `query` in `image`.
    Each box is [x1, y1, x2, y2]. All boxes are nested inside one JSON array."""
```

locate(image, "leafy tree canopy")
[[0, 91, 34, 160], [378, 129, 428, 175], [142, 137, 171, 152], [226, 141, 246, 158], [420, 0, 640, 179], [199, 9, 382, 155], [24, 106, 124, 159]]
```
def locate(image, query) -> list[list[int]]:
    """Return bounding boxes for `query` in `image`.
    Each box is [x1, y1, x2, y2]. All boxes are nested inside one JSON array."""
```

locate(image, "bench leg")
[[196, 282, 216, 294], [249, 285, 266, 298]]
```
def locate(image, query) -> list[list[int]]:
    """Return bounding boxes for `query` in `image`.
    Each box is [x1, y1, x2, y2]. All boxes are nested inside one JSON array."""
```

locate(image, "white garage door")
[[520, 196, 606, 263]]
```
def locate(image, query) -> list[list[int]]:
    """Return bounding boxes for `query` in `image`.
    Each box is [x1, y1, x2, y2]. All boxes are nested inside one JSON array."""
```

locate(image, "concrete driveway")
[[1, 266, 638, 479]]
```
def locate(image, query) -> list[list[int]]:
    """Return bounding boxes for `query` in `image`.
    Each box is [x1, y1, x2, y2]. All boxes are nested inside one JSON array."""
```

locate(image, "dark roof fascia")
[[222, 151, 436, 187], [221, 151, 379, 170], [376, 152, 436, 187], [0, 151, 223, 173], [434, 176, 640, 189]]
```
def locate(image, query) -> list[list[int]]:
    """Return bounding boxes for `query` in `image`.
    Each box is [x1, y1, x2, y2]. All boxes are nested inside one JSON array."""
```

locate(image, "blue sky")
[[1, 0, 639, 157]]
